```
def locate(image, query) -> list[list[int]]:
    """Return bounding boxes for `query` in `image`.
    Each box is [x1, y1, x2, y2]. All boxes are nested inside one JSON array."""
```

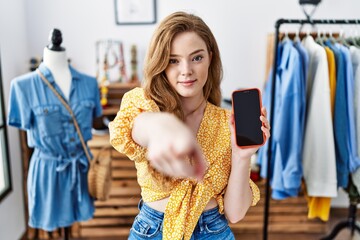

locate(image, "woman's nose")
[[180, 61, 193, 76]]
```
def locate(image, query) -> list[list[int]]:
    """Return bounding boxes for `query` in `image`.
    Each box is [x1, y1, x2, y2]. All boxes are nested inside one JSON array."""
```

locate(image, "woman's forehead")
[[170, 32, 208, 55]]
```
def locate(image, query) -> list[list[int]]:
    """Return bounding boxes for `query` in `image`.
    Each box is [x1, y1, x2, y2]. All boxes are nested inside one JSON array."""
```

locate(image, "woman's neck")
[[182, 96, 207, 136], [182, 95, 206, 118], [43, 47, 68, 70]]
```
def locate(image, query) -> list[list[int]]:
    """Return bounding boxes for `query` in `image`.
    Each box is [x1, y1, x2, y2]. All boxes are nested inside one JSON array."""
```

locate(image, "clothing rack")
[[264, 18, 360, 240]]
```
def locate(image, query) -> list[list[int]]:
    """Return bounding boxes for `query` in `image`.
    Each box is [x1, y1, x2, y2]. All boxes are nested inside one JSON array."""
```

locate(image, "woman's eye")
[[169, 59, 178, 64], [193, 55, 203, 62]]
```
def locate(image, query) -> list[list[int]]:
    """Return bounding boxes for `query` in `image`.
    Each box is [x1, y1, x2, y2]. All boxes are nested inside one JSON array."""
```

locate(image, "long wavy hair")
[[143, 11, 223, 121]]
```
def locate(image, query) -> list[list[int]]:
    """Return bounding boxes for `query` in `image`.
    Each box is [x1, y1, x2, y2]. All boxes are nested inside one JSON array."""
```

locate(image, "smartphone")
[[232, 88, 265, 148]]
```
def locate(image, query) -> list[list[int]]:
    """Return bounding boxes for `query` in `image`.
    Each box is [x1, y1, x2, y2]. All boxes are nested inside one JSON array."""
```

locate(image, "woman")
[[109, 11, 270, 240]]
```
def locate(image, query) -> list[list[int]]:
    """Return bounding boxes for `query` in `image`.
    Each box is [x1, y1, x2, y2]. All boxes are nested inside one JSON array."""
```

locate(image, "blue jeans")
[[128, 199, 235, 240]]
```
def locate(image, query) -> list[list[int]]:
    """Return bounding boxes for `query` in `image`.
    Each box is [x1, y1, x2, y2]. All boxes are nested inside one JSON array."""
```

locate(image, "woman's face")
[[165, 31, 211, 101]]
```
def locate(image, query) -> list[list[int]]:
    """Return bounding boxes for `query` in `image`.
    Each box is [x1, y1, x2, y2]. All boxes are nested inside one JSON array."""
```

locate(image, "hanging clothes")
[[306, 43, 337, 222], [262, 26, 360, 225], [258, 39, 305, 199], [293, 39, 309, 120], [350, 46, 360, 193], [350, 46, 360, 158], [324, 46, 337, 117], [301, 36, 338, 197], [338, 45, 359, 173], [7, 63, 102, 231], [298, 35, 337, 222], [325, 40, 350, 188]]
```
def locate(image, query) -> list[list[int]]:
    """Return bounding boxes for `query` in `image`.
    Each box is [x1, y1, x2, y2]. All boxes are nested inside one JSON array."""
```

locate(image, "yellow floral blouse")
[[109, 88, 260, 240]]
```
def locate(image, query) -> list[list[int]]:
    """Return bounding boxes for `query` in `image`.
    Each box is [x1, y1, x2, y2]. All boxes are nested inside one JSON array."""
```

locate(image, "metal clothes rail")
[[264, 18, 360, 240]]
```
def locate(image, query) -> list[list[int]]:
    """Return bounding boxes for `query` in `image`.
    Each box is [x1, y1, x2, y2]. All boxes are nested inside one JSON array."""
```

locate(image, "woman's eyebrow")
[[170, 49, 205, 57]]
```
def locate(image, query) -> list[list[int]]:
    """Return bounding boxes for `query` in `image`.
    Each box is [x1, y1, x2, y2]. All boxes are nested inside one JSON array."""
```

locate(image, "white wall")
[[24, 0, 360, 98], [0, 1, 358, 238], [0, 0, 29, 238]]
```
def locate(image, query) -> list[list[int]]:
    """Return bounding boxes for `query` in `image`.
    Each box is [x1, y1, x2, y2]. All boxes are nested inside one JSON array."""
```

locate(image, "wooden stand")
[[320, 203, 359, 240]]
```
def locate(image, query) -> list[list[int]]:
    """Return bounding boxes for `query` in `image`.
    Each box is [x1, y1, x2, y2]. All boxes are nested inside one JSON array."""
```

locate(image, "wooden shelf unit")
[[77, 82, 140, 238], [78, 142, 140, 238], [102, 82, 139, 116]]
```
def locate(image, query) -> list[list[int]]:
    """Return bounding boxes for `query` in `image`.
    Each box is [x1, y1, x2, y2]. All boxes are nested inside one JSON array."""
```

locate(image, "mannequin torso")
[[43, 47, 72, 100], [7, 28, 103, 237]]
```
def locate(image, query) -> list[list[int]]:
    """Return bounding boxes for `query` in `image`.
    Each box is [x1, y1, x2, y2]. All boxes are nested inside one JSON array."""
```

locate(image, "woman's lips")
[[179, 79, 197, 86]]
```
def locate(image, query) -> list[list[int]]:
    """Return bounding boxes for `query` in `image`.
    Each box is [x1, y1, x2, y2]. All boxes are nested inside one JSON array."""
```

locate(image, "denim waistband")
[[197, 205, 221, 232], [201, 205, 220, 218], [138, 199, 165, 222]]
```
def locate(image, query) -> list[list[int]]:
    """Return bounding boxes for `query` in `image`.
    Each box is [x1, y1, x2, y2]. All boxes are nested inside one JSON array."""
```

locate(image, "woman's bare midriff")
[[145, 197, 218, 213]]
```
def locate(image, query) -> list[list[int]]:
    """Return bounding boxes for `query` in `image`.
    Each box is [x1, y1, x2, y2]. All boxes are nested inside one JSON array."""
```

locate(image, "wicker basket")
[[88, 147, 112, 201]]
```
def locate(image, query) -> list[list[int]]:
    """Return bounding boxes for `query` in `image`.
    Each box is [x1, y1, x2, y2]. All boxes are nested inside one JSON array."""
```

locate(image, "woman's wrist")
[[231, 155, 251, 169], [232, 152, 251, 162]]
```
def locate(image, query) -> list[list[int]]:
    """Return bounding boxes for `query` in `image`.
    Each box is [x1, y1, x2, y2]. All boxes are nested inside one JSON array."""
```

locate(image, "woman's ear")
[[209, 51, 213, 61]]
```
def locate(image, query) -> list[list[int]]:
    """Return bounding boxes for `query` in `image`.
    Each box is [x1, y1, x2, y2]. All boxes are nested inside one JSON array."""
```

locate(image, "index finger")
[[261, 107, 267, 117]]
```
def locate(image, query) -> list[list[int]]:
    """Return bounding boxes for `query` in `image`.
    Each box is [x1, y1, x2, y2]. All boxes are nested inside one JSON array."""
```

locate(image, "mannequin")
[[43, 28, 71, 100], [7, 28, 102, 240]]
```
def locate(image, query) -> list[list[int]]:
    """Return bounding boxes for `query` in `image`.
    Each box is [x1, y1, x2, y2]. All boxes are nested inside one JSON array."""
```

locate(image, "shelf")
[[88, 134, 111, 148], [99, 82, 140, 117], [102, 81, 140, 90], [102, 106, 119, 116]]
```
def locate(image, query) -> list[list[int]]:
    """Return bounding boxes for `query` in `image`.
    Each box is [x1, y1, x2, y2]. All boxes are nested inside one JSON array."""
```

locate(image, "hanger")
[[356, 20, 360, 46], [337, 25, 351, 47], [347, 20, 360, 48], [321, 26, 330, 44], [299, 0, 321, 4], [306, 24, 312, 38], [299, 0, 321, 23], [327, 20, 337, 44], [282, 28, 290, 42], [298, 0, 321, 39], [294, 24, 301, 42], [315, 27, 325, 46], [356, 20, 360, 47]]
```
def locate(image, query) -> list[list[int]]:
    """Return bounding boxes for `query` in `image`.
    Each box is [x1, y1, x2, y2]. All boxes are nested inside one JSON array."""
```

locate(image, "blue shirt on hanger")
[[338, 45, 360, 173], [7, 63, 102, 231], [293, 39, 309, 137], [325, 41, 349, 188], [258, 39, 304, 199]]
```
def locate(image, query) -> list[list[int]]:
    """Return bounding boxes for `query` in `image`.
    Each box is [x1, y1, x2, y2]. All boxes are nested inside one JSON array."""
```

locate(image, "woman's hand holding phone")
[[230, 88, 271, 161], [229, 107, 270, 160]]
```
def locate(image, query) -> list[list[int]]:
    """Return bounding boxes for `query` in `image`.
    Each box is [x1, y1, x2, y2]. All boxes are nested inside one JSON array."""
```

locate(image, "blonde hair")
[[143, 11, 223, 120]]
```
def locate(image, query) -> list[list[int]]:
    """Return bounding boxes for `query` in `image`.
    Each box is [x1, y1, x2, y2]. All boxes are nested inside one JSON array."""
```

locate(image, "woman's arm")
[[224, 107, 270, 223], [132, 112, 206, 180], [224, 154, 253, 223]]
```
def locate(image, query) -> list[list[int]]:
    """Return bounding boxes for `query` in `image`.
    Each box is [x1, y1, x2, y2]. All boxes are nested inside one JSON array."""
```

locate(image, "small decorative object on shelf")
[[100, 51, 110, 108], [100, 84, 109, 107], [29, 57, 41, 71], [119, 42, 128, 82], [130, 44, 139, 83], [96, 39, 127, 84]]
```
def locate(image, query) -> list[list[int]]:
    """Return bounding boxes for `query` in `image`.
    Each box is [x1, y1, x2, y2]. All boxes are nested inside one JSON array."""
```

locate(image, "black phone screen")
[[232, 89, 264, 147]]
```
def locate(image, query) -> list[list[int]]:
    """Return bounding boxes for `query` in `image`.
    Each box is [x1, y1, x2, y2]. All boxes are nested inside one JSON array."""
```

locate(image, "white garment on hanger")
[[301, 36, 337, 197], [350, 46, 360, 193]]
